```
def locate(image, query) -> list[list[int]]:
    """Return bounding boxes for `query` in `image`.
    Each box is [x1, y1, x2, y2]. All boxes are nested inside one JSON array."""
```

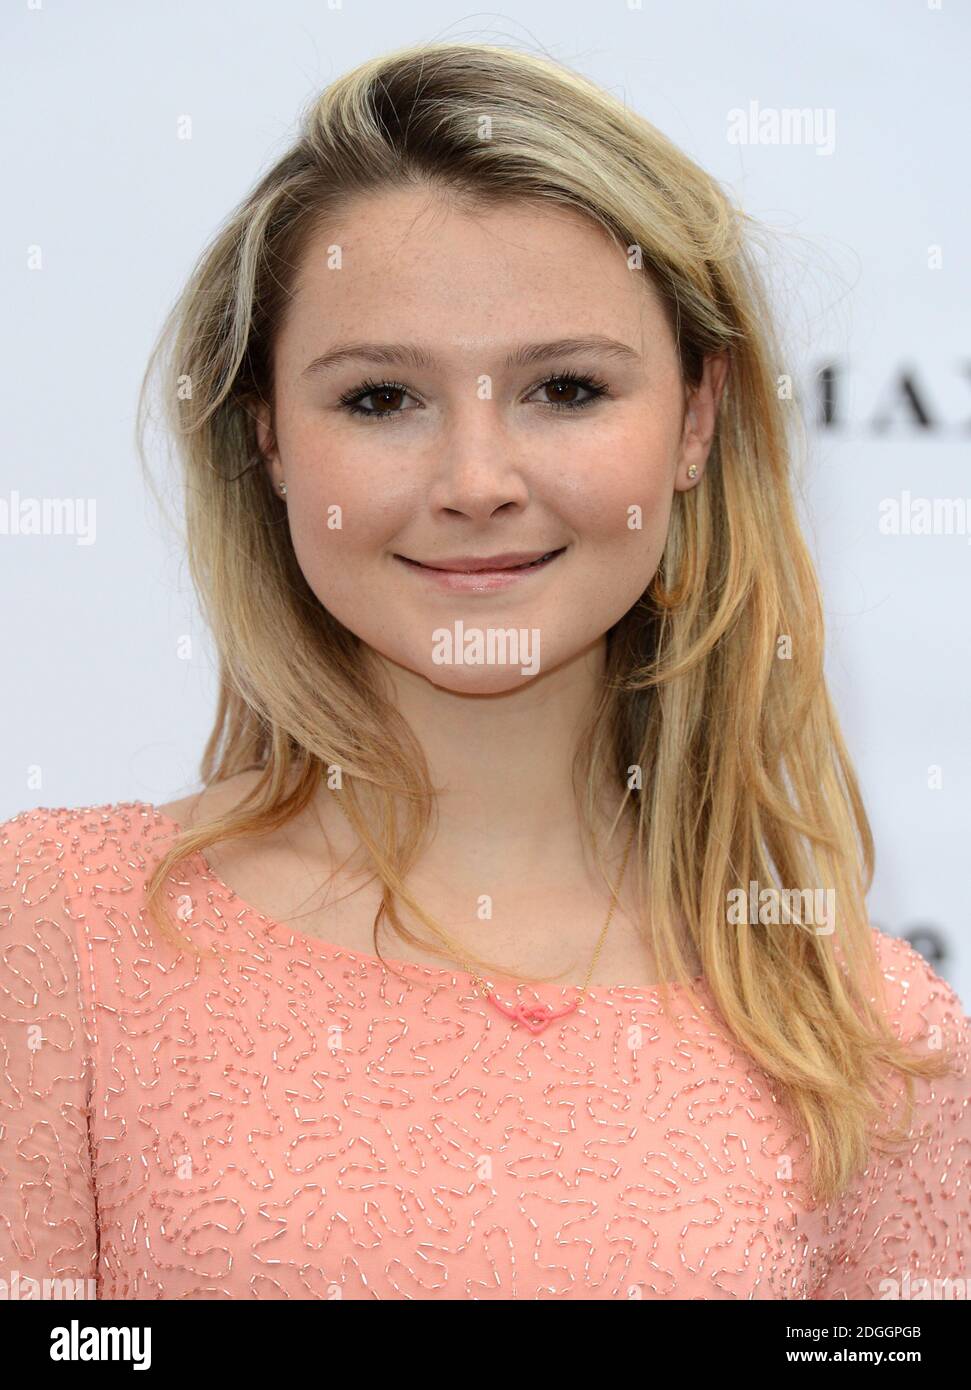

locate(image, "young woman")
[[1, 41, 968, 1302]]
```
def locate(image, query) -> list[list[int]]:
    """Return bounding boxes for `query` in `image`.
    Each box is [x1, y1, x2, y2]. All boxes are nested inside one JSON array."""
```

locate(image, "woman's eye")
[[338, 381, 417, 421], [337, 372, 608, 422], [526, 374, 607, 410]]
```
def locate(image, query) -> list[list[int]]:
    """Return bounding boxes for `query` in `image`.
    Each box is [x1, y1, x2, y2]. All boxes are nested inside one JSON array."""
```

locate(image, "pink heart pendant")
[[487, 993, 581, 1033]]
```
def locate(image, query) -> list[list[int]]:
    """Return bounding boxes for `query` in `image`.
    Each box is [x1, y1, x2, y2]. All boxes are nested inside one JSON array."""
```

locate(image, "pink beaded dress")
[[1, 802, 969, 1300]]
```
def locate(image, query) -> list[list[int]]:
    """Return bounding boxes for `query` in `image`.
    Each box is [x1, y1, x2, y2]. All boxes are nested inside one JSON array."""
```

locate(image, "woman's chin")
[[420, 661, 544, 695]]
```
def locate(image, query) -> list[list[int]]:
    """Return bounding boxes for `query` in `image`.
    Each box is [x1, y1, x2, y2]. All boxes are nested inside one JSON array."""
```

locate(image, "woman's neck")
[[348, 636, 619, 879]]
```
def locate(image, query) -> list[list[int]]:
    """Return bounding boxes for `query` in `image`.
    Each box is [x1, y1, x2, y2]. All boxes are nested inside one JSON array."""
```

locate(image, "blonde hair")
[[137, 39, 953, 1205]]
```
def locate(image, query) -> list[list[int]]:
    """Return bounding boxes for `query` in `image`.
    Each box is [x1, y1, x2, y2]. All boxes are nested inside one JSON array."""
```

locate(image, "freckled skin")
[[258, 187, 727, 694]]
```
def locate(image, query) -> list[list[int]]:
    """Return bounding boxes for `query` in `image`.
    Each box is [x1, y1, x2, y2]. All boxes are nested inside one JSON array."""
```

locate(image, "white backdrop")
[[2, 1, 968, 1002]]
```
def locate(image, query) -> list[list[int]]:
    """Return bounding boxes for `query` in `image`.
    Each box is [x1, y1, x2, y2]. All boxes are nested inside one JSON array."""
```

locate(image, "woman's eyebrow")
[[300, 335, 642, 379]]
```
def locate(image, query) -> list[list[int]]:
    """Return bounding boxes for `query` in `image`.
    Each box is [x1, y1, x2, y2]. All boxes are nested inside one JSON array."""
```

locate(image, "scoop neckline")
[[138, 800, 707, 1001]]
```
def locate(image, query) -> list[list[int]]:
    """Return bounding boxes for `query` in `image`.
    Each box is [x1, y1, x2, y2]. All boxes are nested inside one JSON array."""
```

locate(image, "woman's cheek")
[[284, 450, 404, 562], [555, 450, 673, 545]]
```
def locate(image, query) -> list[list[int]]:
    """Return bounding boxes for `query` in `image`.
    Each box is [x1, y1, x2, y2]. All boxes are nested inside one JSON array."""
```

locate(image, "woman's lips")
[[394, 547, 567, 592]]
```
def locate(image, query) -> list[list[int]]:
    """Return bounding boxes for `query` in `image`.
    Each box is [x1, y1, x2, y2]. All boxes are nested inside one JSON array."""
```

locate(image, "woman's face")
[[257, 187, 726, 692]]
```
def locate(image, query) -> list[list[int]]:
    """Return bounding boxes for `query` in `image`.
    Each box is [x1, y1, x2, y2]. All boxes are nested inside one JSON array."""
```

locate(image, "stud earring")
[[278, 481, 288, 496], [687, 465, 698, 480]]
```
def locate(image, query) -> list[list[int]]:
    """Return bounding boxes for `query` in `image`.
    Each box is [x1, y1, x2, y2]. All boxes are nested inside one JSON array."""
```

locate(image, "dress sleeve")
[[0, 807, 98, 1296], [815, 934, 971, 1300]]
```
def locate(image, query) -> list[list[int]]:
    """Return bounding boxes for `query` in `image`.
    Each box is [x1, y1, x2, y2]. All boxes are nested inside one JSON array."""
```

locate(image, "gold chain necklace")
[[331, 790, 638, 1034]]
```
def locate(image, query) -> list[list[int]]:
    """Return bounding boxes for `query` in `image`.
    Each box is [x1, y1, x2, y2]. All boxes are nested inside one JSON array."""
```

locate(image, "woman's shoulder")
[[0, 776, 275, 930], [867, 925, 969, 1048], [815, 929, 971, 1298], [0, 770, 267, 868], [0, 797, 173, 858], [0, 798, 226, 1007], [0, 801, 182, 1025], [0, 799, 188, 928]]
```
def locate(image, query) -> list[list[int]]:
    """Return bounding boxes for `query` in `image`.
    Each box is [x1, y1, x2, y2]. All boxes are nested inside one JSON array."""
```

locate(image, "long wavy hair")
[[136, 39, 952, 1205]]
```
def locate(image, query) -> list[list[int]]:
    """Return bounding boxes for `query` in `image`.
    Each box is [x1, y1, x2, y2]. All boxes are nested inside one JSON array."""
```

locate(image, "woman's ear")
[[250, 396, 282, 492], [674, 352, 730, 491]]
